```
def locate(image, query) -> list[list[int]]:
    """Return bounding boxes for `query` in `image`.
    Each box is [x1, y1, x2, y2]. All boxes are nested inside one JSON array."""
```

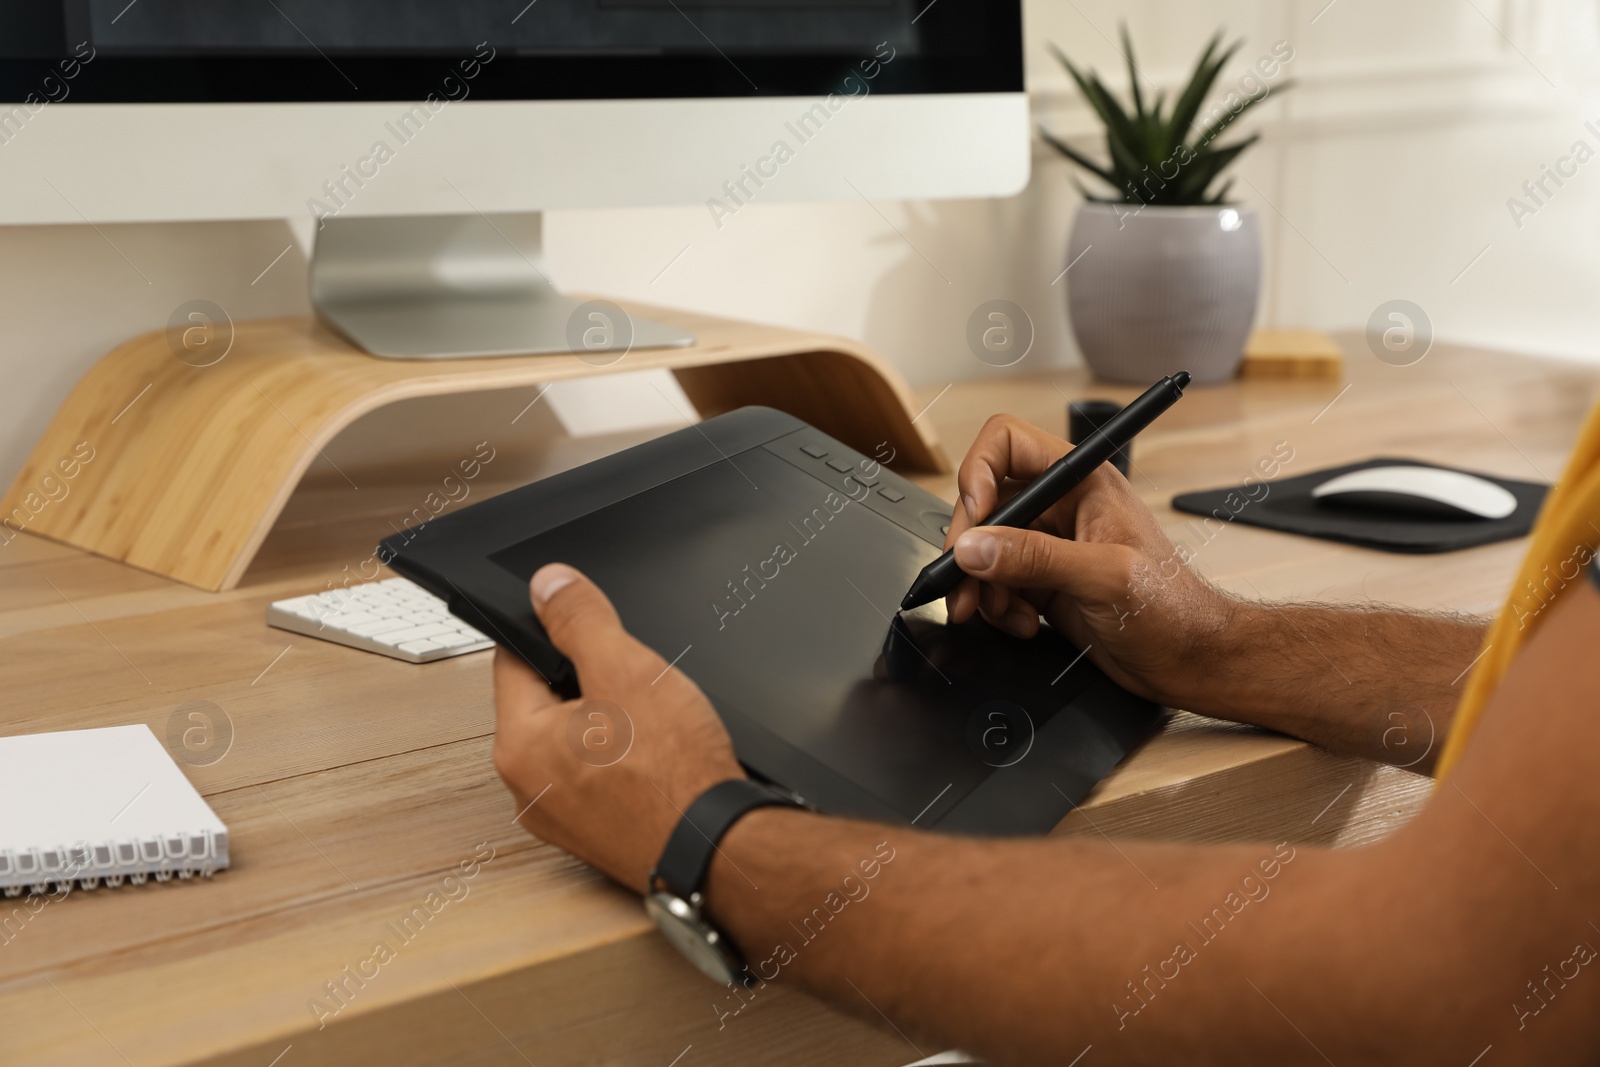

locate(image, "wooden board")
[[1240, 328, 1345, 380], [0, 302, 948, 592]]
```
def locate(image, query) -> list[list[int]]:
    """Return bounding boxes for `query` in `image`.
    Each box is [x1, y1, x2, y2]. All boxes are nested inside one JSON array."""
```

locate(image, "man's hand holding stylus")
[[941, 414, 1484, 763], [942, 413, 1237, 711]]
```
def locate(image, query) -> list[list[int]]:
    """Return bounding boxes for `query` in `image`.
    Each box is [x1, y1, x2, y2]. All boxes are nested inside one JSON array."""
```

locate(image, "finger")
[[978, 579, 1012, 622], [491, 646, 563, 799], [493, 646, 561, 730], [954, 415, 1070, 532], [997, 599, 1041, 639], [950, 418, 1118, 550], [943, 492, 979, 551], [944, 478, 1034, 551], [945, 575, 981, 622], [945, 476, 1050, 621], [529, 563, 663, 686], [1018, 585, 1054, 613], [978, 582, 1041, 638], [953, 525, 1137, 605]]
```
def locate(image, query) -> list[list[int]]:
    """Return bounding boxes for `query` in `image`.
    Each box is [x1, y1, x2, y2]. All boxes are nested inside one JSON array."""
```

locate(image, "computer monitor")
[[0, 2, 1028, 358]]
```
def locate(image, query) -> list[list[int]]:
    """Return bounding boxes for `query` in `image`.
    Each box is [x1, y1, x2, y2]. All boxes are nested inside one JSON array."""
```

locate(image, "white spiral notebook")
[[0, 725, 230, 896]]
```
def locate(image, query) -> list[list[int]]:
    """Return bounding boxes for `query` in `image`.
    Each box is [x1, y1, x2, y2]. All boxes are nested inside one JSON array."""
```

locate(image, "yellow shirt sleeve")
[[1434, 394, 1600, 778]]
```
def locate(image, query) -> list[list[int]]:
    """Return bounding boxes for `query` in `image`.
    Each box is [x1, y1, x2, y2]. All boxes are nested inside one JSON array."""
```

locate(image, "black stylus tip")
[[1172, 370, 1192, 390], [900, 574, 933, 611]]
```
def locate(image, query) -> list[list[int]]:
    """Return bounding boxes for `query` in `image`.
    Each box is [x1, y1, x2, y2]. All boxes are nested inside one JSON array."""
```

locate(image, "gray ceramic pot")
[[1065, 202, 1261, 384]]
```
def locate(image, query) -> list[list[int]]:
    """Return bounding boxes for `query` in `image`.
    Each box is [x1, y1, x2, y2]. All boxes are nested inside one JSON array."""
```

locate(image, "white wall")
[[4, 0, 1599, 489], [1025, 0, 1600, 360]]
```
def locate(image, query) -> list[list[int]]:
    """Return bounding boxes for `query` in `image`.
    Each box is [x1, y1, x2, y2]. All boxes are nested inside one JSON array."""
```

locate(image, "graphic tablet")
[[380, 407, 1162, 835]]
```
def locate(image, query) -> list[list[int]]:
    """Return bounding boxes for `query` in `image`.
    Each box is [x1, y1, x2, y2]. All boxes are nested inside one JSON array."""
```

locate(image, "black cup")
[[1067, 399, 1131, 477]]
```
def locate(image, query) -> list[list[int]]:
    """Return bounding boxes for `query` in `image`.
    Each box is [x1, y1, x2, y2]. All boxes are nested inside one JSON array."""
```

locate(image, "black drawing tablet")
[[380, 407, 1162, 836], [1172, 457, 1547, 553]]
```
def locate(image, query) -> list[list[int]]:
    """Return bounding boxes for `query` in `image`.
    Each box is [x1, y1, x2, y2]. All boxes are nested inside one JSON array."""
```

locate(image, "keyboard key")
[[402, 610, 446, 624], [374, 623, 455, 646], [348, 618, 412, 637], [432, 631, 476, 648], [273, 597, 322, 620], [322, 610, 378, 627], [398, 640, 442, 655]]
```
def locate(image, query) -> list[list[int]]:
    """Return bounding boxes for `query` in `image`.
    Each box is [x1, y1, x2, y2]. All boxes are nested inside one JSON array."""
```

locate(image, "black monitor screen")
[[0, 0, 1020, 101]]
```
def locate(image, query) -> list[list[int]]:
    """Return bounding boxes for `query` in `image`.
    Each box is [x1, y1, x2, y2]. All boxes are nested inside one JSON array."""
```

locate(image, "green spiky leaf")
[[1040, 129, 1118, 191], [1204, 178, 1236, 205], [1036, 29, 1289, 205], [1168, 35, 1237, 140], [1121, 24, 1146, 122], [1190, 82, 1282, 152]]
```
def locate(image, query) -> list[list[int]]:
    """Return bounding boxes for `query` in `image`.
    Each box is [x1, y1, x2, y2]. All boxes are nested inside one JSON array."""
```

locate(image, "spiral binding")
[[0, 827, 228, 897]]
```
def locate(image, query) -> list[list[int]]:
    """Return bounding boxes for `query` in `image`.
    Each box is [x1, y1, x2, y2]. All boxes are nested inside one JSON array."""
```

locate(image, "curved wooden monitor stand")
[[1, 300, 950, 592]]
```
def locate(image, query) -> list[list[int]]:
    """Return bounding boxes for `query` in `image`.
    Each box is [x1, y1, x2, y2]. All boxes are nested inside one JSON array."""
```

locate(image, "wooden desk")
[[2, 339, 1596, 1066]]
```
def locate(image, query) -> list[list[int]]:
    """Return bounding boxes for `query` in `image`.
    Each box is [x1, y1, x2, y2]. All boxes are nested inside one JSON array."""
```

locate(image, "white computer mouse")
[[1310, 465, 1517, 521]]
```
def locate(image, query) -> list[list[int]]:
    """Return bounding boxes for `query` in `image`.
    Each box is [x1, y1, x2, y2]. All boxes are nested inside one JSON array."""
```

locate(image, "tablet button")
[[852, 471, 880, 487], [878, 488, 906, 503], [825, 458, 854, 473], [800, 444, 829, 459], [919, 506, 955, 540]]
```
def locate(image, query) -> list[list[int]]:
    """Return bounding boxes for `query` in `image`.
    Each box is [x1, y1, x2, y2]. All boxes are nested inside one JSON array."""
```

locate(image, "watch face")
[[646, 892, 743, 987]]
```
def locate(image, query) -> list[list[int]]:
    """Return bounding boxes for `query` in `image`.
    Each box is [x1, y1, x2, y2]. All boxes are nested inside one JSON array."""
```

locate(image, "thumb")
[[529, 563, 641, 678], [952, 526, 1136, 604]]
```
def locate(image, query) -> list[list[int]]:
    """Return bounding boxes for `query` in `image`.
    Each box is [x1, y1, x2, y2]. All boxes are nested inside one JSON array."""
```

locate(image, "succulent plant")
[[1042, 28, 1289, 206]]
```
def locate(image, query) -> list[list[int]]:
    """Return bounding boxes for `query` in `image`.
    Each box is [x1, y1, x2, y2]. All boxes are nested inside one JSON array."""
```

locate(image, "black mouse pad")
[[1171, 457, 1548, 553]]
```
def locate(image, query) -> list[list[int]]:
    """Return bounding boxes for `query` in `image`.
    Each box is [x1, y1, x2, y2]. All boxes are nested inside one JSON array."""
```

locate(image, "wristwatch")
[[645, 777, 806, 986]]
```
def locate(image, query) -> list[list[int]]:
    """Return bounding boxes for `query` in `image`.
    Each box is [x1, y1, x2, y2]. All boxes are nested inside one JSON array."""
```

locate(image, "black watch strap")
[[652, 779, 802, 900]]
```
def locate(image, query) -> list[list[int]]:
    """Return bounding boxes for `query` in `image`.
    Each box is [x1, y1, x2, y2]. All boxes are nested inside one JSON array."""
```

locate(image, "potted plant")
[[1043, 30, 1290, 384]]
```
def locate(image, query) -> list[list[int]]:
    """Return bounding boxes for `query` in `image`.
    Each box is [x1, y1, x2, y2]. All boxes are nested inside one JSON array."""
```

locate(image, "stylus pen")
[[899, 370, 1192, 611]]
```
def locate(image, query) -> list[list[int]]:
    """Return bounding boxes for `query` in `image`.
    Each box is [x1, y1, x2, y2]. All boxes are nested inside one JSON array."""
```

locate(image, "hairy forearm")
[[1179, 598, 1487, 772], [688, 588, 1600, 1066], [701, 809, 1451, 1066], [707, 810, 1257, 1062]]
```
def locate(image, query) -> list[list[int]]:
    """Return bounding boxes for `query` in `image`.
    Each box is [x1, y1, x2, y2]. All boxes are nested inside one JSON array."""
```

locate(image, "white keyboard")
[[267, 577, 494, 663]]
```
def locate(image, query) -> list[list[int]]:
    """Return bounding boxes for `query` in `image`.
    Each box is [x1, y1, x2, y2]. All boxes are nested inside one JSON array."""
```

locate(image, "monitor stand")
[[309, 212, 696, 360], [6, 300, 950, 590]]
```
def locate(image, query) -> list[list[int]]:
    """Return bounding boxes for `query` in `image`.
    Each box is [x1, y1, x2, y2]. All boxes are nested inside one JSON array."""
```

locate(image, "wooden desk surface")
[[3, 338, 1597, 1066]]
